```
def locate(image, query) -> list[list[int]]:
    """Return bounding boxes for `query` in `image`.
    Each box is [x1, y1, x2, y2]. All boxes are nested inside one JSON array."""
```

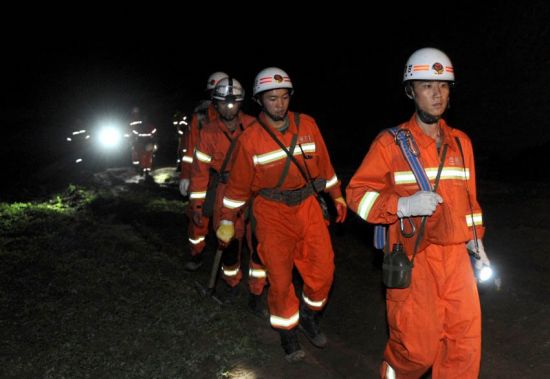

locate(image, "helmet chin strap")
[[263, 108, 287, 122], [416, 105, 441, 124]]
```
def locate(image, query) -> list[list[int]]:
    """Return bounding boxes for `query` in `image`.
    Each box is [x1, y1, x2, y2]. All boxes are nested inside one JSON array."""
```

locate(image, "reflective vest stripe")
[[394, 167, 470, 184], [253, 143, 317, 166]]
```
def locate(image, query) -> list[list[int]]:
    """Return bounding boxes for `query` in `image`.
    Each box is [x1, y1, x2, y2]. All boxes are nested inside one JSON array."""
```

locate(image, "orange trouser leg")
[[187, 212, 209, 255], [382, 243, 481, 379], [221, 238, 242, 287], [255, 196, 334, 329], [293, 199, 334, 310], [246, 221, 267, 296]]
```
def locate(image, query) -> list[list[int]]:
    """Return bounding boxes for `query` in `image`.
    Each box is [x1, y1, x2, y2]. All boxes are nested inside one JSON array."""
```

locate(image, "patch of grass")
[[0, 183, 268, 378]]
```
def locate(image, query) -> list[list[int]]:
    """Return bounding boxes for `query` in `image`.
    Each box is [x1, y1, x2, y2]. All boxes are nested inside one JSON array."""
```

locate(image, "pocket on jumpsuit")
[[425, 202, 456, 245], [386, 287, 412, 336]]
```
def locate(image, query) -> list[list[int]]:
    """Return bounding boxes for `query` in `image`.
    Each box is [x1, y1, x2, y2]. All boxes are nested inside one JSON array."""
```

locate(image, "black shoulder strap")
[[219, 125, 244, 174], [256, 116, 311, 184]]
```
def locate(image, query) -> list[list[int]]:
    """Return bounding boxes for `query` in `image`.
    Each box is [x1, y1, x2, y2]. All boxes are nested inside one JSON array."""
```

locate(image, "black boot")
[[248, 293, 269, 319], [222, 284, 240, 304], [184, 254, 203, 272], [279, 328, 305, 363], [299, 304, 327, 348]]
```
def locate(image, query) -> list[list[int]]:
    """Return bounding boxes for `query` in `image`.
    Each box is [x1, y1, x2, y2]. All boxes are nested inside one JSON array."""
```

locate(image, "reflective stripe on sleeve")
[[326, 175, 338, 189], [357, 191, 380, 220], [466, 212, 483, 226]]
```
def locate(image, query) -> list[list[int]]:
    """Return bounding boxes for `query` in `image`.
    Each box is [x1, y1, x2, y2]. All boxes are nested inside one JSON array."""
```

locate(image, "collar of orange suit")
[[258, 112, 298, 135], [407, 114, 459, 152]]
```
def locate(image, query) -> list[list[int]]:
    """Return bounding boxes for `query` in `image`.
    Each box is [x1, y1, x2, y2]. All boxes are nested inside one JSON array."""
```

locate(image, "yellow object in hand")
[[216, 220, 235, 243]]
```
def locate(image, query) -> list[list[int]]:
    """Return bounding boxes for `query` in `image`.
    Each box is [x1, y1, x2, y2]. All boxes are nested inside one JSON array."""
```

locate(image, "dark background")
[[2, 3, 550, 189]]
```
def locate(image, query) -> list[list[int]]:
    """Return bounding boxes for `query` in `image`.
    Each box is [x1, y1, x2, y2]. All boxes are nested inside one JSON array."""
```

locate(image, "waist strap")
[[259, 178, 326, 206]]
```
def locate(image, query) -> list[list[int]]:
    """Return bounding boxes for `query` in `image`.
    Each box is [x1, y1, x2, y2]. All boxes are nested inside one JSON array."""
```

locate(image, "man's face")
[[260, 89, 290, 121], [411, 81, 450, 119], [215, 100, 241, 121]]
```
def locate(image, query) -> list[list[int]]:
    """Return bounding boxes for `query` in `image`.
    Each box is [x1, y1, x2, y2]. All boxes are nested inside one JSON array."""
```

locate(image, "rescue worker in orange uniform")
[[346, 47, 491, 379], [172, 111, 189, 168], [129, 107, 157, 176], [179, 71, 228, 198], [180, 72, 228, 271], [187, 77, 267, 310], [216, 67, 347, 362]]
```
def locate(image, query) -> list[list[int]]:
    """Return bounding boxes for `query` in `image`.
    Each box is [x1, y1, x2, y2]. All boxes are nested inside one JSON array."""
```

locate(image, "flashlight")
[[478, 265, 493, 282]]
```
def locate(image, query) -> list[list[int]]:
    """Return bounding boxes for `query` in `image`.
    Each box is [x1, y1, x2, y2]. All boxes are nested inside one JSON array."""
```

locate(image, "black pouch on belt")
[[382, 243, 412, 289]]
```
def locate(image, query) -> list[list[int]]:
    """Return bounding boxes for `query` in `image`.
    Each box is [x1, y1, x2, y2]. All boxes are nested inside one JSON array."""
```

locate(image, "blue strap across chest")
[[373, 126, 431, 249]]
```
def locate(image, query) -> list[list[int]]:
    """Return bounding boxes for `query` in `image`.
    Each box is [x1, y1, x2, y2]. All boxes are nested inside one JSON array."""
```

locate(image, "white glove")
[[397, 191, 443, 218], [467, 239, 491, 270], [179, 178, 190, 196]]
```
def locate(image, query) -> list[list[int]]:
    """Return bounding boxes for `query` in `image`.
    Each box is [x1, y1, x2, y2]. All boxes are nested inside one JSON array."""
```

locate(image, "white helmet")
[[206, 71, 229, 90], [253, 67, 293, 96], [212, 77, 245, 102], [403, 47, 454, 83]]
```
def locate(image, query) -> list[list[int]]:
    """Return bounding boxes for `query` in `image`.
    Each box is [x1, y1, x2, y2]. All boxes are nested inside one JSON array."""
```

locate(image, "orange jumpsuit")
[[175, 116, 189, 167], [181, 102, 219, 255], [188, 112, 266, 293], [179, 102, 218, 181], [346, 114, 484, 379], [130, 121, 156, 173], [220, 111, 342, 330]]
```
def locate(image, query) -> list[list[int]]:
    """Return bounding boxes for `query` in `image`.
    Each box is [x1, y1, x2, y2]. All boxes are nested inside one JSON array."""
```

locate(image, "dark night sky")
[[3, 3, 550, 173]]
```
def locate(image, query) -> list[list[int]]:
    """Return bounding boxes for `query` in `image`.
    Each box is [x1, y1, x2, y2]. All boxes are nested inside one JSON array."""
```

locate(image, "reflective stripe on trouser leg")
[[294, 197, 334, 311], [187, 214, 209, 255], [254, 195, 334, 329]]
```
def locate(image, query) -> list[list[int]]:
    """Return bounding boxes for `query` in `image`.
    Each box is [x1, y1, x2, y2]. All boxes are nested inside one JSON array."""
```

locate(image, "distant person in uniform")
[[179, 71, 228, 273], [346, 47, 491, 378], [129, 107, 157, 176], [178, 72, 228, 198], [172, 110, 188, 169]]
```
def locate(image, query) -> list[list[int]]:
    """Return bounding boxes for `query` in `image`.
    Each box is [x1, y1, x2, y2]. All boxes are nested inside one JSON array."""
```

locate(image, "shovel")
[[194, 247, 224, 305]]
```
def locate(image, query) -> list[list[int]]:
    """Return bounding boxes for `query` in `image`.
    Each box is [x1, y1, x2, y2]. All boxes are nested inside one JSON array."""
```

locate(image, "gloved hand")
[[192, 205, 204, 227], [397, 191, 443, 218], [333, 196, 347, 223], [216, 220, 235, 246], [467, 239, 491, 270], [179, 178, 190, 196]]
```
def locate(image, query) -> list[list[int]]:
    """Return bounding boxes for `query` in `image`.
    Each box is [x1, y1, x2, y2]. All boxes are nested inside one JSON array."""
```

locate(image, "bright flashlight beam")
[[478, 266, 493, 282], [98, 126, 122, 148]]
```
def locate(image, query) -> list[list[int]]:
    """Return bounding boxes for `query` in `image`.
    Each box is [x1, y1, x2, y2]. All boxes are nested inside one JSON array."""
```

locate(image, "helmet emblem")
[[273, 74, 284, 83], [432, 62, 444, 75]]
